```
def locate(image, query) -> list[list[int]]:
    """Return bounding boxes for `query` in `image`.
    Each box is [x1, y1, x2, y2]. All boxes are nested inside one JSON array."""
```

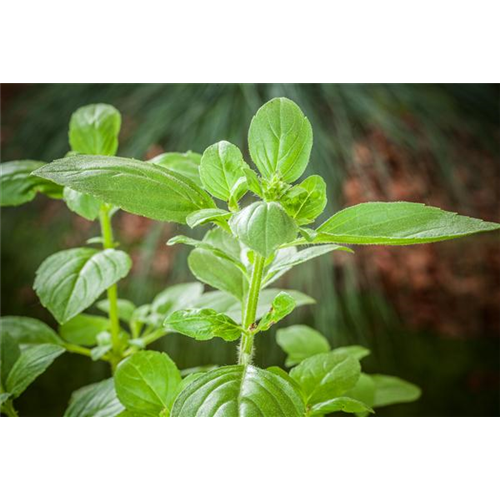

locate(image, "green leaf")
[[0, 160, 62, 206], [280, 175, 327, 224], [149, 151, 201, 184], [65, 378, 124, 417], [290, 351, 361, 405], [168, 235, 246, 272], [90, 345, 112, 361], [164, 309, 244, 341], [0, 316, 63, 345], [5, 344, 65, 397], [310, 397, 373, 417], [59, 314, 110, 346], [257, 292, 296, 332], [318, 202, 500, 245], [34, 247, 132, 324], [114, 351, 182, 416], [69, 103, 121, 156], [264, 244, 352, 283], [189, 249, 247, 300], [96, 299, 136, 323], [63, 187, 101, 221], [199, 141, 247, 201], [370, 375, 421, 407], [242, 166, 263, 197], [228, 176, 248, 211], [151, 282, 204, 315], [0, 393, 11, 406], [33, 155, 216, 224], [276, 325, 330, 367], [331, 345, 371, 361], [0, 331, 21, 386], [248, 97, 313, 183], [344, 373, 376, 408], [229, 201, 297, 257], [171, 365, 305, 417], [186, 208, 231, 229]]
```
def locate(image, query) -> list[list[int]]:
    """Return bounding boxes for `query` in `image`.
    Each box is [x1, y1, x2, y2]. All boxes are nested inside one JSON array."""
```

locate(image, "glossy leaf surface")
[[65, 378, 124, 417]]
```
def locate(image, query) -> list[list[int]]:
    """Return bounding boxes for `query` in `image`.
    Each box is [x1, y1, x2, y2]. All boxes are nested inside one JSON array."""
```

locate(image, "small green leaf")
[[90, 345, 112, 361], [0, 316, 63, 345], [65, 378, 124, 417], [59, 314, 110, 346], [199, 141, 247, 201], [5, 344, 65, 397], [290, 351, 361, 405], [63, 187, 101, 221], [0, 393, 11, 406], [228, 176, 248, 211], [264, 244, 352, 283], [0, 160, 62, 206], [248, 97, 313, 183], [242, 166, 263, 197], [33, 155, 216, 224], [171, 365, 305, 417], [151, 282, 204, 316], [96, 299, 136, 323], [331, 345, 371, 361], [186, 208, 231, 229], [164, 309, 244, 341], [114, 351, 182, 416], [276, 325, 330, 367], [0, 331, 21, 386], [310, 397, 373, 417], [318, 202, 500, 245], [281, 175, 327, 224], [69, 103, 121, 156], [257, 292, 296, 332], [189, 248, 247, 300], [34, 247, 132, 324], [370, 375, 421, 407], [230, 201, 297, 257], [149, 151, 202, 184]]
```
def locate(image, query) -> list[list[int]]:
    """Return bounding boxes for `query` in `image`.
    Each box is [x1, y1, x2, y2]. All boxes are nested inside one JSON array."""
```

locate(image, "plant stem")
[[99, 204, 121, 371], [356, 413, 368, 432], [238, 254, 266, 365], [4, 401, 19, 500]]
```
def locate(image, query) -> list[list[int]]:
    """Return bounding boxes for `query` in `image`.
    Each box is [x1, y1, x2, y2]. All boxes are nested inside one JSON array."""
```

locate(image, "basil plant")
[[1, 98, 499, 417]]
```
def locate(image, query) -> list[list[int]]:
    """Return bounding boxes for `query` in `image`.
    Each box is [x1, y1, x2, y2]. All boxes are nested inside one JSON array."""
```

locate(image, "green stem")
[[99, 204, 121, 371], [4, 401, 19, 500], [238, 254, 266, 365], [356, 413, 368, 432]]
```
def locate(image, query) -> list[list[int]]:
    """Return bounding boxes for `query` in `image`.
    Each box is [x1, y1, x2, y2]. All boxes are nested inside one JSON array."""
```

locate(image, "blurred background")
[[1, 83, 499, 416]]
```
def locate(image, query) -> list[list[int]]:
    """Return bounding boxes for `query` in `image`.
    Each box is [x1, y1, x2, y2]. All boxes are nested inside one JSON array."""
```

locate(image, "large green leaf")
[[149, 151, 201, 184], [164, 309, 244, 341], [0, 331, 21, 386], [65, 378, 124, 417], [318, 202, 500, 245], [0, 160, 62, 206], [248, 97, 313, 183], [290, 351, 361, 405], [63, 186, 101, 221], [281, 175, 327, 224], [199, 141, 247, 201], [171, 365, 305, 417], [276, 325, 330, 367], [370, 375, 421, 407], [33, 155, 216, 223], [59, 314, 110, 346], [114, 351, 182, 416], [34, 247, 132, 324], [0, 316, 63, 345], [5, 344, 65, 397], [230, 201, 297, 257], [69, 103, 121, 156]]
